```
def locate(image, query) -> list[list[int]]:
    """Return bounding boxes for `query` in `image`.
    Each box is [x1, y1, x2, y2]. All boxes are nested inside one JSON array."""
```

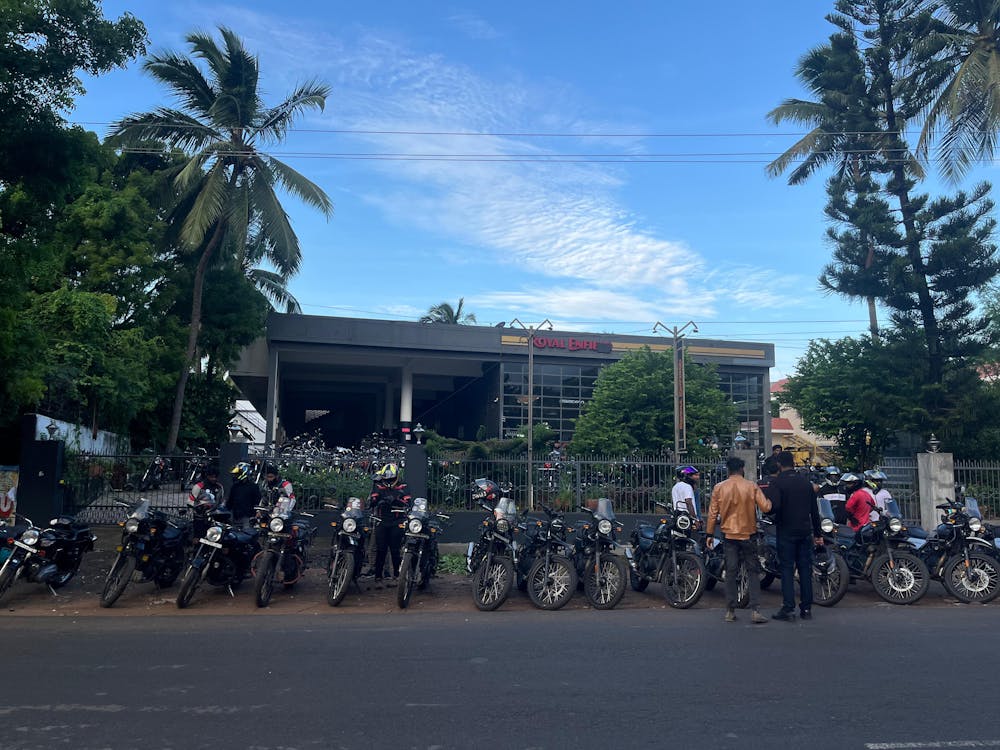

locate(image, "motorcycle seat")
[[161, 525, 185, 542], [51, 516, 89, 530], [634, 523, 655, 552], [233, 529, 259, 545]]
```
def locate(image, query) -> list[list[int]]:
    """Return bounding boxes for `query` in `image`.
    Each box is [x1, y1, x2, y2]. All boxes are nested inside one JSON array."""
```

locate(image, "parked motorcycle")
[[702, 533, 752, 607], [326, 498, 375, 606], [140, 455, 173, 491], [396, 497, 448, 608], [466, 480, 519, 611], [572, 498, 628, 610], [0, 514, 96, 603], [251, 505, 316, 607], [811, 499, 851, 607], [100, 499, 192, 607], [518, 504, 577, 610], [628, 501, 706, 609], [176, 507, 261, 608]]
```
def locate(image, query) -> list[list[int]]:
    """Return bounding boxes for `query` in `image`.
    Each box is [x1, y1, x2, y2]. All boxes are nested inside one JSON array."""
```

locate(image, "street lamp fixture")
[[509, 317, 554, 510], [413, 423, 425, 445], [927, 433, 941, 453], [45, 419, 60, 440], [733, 431, 748, 450], [653, 320, 699, 460]]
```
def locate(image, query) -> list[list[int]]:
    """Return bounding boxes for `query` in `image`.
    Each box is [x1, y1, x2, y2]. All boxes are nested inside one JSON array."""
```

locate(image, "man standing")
[[769, 451, 823, 621], [672, 466, 702, 521], [705, 455, 772, 624]]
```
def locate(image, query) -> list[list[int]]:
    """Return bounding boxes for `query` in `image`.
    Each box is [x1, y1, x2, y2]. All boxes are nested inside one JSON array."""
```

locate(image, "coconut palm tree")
[[109, 27, 332, 451], [419, 298, 477, 325]]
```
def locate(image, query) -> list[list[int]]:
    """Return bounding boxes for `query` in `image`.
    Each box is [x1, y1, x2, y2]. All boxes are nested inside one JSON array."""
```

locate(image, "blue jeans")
[[777, 533, 813, 612]]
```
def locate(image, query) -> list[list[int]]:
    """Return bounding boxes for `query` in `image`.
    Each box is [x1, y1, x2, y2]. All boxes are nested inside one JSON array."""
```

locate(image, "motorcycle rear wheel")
[[526, 555, 577, 610], [0, 562, 19, 604], [176, 565, 202, 609], [100, 554, 137, 608], [813, 550, 850, 607], [254, 551, 277, 608], [584, 553, 627, 610], [629, 568, 649, 592], [871, 551, 929, 605], [661, 551, 707, 609], [943, 552, 1000, 603], [327, 550, 353, 607], [473, 555, 514, 611], [397, 550, 417, 609]]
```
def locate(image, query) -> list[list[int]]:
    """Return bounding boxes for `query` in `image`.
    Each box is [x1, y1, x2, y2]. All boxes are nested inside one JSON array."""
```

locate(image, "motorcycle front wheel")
[[327, 550, 353, 607], [397, 550, 417, 609], [813, 550, 850, 607], [0, 561, 20, 604], [943, 552, 1000, 603], [473, 555, 514, 611], [100, 554, 137, 608], [526, 555, 577, 610], [871, 551, 929, 605], [176, 565, 202, 609], [661, 551, 707, 609], [254, 551, 277, 608], [583, 553, 627, 610]]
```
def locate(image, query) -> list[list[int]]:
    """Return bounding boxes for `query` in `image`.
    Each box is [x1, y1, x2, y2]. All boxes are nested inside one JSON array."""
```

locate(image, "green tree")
[[109, 27, 333, 452], [570, 348, 737, 455], [420, 298, 477, 324]]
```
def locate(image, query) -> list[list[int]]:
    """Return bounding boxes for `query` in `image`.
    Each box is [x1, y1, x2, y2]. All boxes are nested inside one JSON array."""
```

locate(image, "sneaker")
[[724, 609, 737, 622], [800, 609, 812, 620], [772, 607, 796, 621], [751, 610, 768, 624]]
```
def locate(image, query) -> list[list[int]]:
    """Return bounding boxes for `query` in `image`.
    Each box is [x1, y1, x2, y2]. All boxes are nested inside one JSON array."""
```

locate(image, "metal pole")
[[654, 320, 698, 463], [527, 326, 534, 511]]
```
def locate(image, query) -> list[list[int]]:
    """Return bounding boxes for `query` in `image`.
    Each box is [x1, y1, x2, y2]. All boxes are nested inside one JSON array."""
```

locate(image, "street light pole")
[[654, 320, 698, 462], [510, 318, 553, 511]]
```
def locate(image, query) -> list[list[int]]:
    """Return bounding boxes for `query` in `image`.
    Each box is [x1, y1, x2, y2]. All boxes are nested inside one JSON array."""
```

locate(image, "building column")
[[399, 364, 413, 442], [917, 451, 954, 531], [265, 347, 279, 446]]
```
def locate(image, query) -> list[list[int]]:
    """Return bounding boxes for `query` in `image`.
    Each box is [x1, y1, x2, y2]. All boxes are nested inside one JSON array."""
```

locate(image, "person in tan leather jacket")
[[705, 455, 772, 623]]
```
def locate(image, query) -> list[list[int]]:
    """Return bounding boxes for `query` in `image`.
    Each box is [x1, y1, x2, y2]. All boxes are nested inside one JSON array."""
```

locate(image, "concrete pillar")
[[917, 451, 954, 531], [399, 365, 413, 442], [733, 449, 758, 482], [404, 443, 428, 500], [265, 348, 279, 445]]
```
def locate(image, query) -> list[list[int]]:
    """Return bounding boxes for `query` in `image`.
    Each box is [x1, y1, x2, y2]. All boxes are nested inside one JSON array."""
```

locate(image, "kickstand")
[[48, 585, 65, 597], [227, 585, 236, 598]]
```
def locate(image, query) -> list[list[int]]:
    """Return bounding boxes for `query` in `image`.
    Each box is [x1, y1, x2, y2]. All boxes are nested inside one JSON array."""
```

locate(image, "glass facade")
[[716, 370, 765, 450], [501, 362, 603, 442]]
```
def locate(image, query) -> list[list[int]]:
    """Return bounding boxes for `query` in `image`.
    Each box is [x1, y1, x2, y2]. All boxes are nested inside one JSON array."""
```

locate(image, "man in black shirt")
[[769, 451, 823, 621]]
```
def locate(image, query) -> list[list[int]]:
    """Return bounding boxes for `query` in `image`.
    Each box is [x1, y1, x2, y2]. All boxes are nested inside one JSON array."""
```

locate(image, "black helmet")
[[471, 478, 500, 504], [203, 463, 220, 478], [263, 463, 278, 476]]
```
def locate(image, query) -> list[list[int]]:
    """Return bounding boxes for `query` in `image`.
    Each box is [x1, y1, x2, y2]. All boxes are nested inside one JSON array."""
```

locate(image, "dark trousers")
[[724, 538, 761, 610], [374, 521, 404, 578], [777, 533, 813, 612]]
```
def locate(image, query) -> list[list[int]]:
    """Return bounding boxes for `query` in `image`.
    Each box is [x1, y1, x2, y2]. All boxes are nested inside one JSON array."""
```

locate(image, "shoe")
[[751, 610, 768, 624], [800, 610, 812, 620], [724, 609, 737, 622], [772, 608, 796, 621]]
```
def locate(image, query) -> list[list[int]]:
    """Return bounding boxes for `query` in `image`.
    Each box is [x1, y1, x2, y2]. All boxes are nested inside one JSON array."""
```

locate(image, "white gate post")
[[917, 451, 954, 532]]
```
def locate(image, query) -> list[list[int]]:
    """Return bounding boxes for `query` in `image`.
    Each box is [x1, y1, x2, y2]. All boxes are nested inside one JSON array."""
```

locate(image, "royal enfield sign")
[[532, 336, 613, 353]]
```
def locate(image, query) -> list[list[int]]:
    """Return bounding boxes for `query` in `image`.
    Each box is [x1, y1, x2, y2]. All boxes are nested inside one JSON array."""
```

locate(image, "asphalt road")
[[2, 605, 999, 750]]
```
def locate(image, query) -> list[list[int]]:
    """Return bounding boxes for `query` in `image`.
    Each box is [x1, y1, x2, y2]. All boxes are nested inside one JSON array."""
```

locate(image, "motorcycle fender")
[[0, 550, 25, 578], [189, 549, 215, 570]]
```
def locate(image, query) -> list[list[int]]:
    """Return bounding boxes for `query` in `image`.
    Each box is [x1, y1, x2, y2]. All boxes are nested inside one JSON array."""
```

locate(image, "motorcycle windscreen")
[[130, 499, 151, 520], [495, 498, 516, 519], [595, 498, 615, 520], [965, 498, 983, 520]]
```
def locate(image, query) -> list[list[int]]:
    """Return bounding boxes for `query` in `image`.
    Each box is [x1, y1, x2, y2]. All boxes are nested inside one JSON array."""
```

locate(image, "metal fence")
[[881, 457, 920, 522], [955, 460, 1000, 518]]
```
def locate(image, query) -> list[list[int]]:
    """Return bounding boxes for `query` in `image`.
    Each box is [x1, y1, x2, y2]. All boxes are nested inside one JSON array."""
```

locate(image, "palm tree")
[[420, 298, 477, 324], [109, 27, 332, 451]]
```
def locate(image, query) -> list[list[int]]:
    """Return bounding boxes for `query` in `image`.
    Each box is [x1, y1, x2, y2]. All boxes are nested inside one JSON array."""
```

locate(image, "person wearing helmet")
[[815, 466, 842, 498], [864, 470, 891, 510], [188, 464, 224, 511], [228, 461, 261, 527], [263, 463, 296, 517], [672, 466, 702, 522], [769, 451, 823, 621], [368, 463, 411, 583], [843, 472, 873, 531], [471, 478, 500, 508]]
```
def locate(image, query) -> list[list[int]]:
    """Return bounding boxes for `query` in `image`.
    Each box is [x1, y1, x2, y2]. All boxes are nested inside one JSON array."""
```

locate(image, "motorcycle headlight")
[[124, 518, 141, 534], [969, 517, 983, 532], [598, 519, 613, 535], [20, 529, 40, 546], [343, 518, 357, 533], [821, 518, 835, 534], [206, 526, 224, 543], [269, 517, 285, 533], [496, 518, 510, 533], [888, 517, 903, 533], [675, 514, 691, 531], [408, 518, 423, 534]]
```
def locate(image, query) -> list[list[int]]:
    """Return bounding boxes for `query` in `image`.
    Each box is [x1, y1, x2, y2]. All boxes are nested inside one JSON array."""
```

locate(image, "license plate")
[[199, 539, 222, 549], [13, 540, 35, 552]]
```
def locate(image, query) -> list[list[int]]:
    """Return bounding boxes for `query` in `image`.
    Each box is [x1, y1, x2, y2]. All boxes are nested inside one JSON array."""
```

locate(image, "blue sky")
[[70, 1, 963, 378]]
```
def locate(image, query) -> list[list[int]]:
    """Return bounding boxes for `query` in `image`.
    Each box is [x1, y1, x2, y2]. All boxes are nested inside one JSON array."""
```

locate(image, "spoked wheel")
[[100, 554, 137, 608], [473, 555, 514, 611], [584, 553, 627, 610], [176, 565, 202, 609], [871, 552, 929, 605], [943, 552, 1000, 603], [526, 555, 577, 610], [0, 561, 20, 605], [327, 550, 353, 607], [661, 551, 707, 609], [734, 561, 751, 609], [813, 549, 850, 607], [397, 551, 417, 609], [254, 551, 277, 608]]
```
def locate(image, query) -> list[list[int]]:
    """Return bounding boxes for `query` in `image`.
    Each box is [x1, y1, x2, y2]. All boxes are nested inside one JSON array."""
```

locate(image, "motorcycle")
[[572, 498, 628, 610], [0, 514, 96, 603], [252, 505, 317, 608], [466, 491, 519, 611], [326, 498, 375, 606], [810, 499, 851, 607], [100, 499, 192, 608], [176, 506, 261, 608], [627, 500, 706, 609], [518, 504, 577, 610], [835, 498, 929, 605], [139, 455, 172, 491], [396, 497, 448, 609], [702, 536, 752, 608], [909, 498, 1000, 603]]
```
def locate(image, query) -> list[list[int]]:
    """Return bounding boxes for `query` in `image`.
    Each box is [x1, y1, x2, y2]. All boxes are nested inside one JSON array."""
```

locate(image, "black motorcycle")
[[396, 497, 448, 609], [0, 514, 96, 603], [252, 506, 316, 607], [100, 499, 192, 607], [628, 501, 706, 609], [910, 499, 1000, 603], [176, 507, 261, 608], [139, 455, 173, 492], [467, 494, 519, 611], [703, 535, 752, 607], [836, 499, 929, 605], [572, 498, 628, 610], [326, 498, 375, 606], [518, 504, 577, 610]]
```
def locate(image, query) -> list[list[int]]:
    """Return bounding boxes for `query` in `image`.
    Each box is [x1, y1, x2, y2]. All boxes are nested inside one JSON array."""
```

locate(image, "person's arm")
[[704, 487, 720, 540], [684, 486, 698, 518], [753, 483, 772, 514], [809, 485, 822, 538]]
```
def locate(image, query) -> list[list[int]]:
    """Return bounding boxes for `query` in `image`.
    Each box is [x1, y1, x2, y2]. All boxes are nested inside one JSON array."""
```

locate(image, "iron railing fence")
[[955, 460, 1000, 519], [881, 457, 920, 523]]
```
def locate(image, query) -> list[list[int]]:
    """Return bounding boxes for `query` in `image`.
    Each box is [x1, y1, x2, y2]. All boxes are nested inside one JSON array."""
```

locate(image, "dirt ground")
[[0, 527, 974, 617]]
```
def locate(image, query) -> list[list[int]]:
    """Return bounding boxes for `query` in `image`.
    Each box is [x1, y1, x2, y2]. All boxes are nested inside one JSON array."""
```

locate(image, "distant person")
[[758, 457, 780, 501], [843, 473, 874, 531], [769, 451, 823, 621], [263, 464, 296, 518], [771, 444, 783, 460], [672, 466, 702, 522], [864, 470, 892, 510], [187, 464, 223, 511]]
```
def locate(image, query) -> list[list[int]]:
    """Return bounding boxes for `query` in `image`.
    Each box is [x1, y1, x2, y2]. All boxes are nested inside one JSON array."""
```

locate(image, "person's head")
[[824, 466, 840, 481], [375, 463, 399, 486], [864, 469, 887, 488], [777, 451, 795, 469], [771, 444, 783, 456], [203, 464, 219, 482], [726, 455, 745, 476], [761, 457, 780, 477], [231, 462, 252, 483], [263, 463, 279, 483], [676, 465, 700, 485], [840, 472, 863, 491], [471, 478, 500, 505]]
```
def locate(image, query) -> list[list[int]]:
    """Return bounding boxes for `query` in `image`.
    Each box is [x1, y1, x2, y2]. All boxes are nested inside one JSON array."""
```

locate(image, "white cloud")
[[446, 13, 501, 40]]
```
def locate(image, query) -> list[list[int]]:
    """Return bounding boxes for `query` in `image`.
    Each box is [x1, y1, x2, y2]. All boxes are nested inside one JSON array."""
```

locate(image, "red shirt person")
[[842, 473, 875, 531]]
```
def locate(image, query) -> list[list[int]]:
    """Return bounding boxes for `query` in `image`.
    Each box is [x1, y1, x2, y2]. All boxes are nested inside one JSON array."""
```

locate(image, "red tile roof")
[[771, 378, 788, 393], [772, 417, 794, 432]]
